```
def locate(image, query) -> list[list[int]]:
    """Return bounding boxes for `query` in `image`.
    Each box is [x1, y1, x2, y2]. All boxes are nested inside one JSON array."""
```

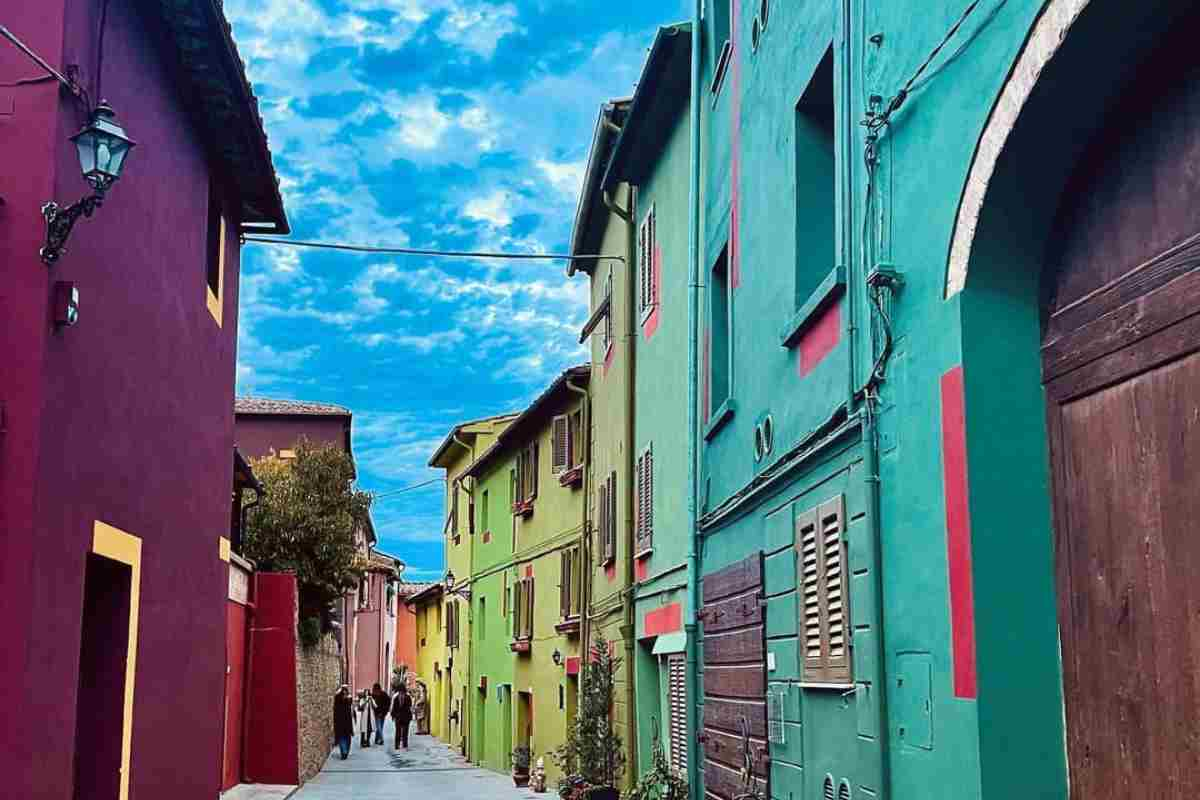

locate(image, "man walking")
[[371, 682, 391, 746], [391, 684, 413, 750], [333, 685, 354, 760]]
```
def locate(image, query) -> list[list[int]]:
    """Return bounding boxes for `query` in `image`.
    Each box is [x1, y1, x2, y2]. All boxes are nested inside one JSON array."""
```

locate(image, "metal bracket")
[[40, 191, 105, 266]]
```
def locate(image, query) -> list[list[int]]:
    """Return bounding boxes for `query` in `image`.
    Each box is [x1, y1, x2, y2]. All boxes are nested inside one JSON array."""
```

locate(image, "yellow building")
[[406, 584, 445, 739]]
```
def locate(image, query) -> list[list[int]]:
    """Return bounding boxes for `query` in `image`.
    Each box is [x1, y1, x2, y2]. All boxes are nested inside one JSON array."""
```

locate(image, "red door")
[[222, 601, 248, 791]]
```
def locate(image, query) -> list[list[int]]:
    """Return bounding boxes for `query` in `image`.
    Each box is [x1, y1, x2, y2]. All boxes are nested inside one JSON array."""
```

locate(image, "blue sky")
[[226, 0, 685, 582]]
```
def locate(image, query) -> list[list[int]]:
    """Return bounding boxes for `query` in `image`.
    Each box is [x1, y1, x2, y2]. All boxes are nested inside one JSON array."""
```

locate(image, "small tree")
[[553, 635, 626, 797], [623, 719, 687, 800], [243, 438, 372, 630]]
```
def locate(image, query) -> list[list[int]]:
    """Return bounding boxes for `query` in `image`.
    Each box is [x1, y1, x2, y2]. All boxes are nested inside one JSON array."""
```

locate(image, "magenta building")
[[0, 1, 286, 798]]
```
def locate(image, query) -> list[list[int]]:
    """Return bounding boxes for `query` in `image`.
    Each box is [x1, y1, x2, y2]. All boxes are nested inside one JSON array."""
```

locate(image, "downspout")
[[451, 431, 475, 759], [685, 1, 703, 796], [603, 183, 639, 783]]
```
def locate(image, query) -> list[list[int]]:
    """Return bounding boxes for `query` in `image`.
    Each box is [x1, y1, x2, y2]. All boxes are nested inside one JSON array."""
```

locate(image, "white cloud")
[[438, 3, 522, 59], [351, 263, 404, 314], [536, 158, 586, 198], [462, 189, 514, 228], [353, 329, 466, 353]]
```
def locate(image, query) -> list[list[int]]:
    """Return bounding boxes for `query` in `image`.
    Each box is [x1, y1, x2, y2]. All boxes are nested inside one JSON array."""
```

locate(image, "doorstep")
[[220, 784, 298, 800]]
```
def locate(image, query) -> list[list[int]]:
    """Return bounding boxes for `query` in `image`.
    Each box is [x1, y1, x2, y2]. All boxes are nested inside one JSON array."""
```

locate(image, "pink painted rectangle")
[[941, 366, 978, 699], [798, 301, 841, 377], [644, 602, 682, 637]]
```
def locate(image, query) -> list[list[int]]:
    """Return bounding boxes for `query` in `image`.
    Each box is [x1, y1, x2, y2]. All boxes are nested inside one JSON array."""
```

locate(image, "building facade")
[[0, 1, 286, 797], [352, 550, 402, 692], [428, 412, 517, 753], [406, 583, 446, 738], [461, 366, 590, 786]]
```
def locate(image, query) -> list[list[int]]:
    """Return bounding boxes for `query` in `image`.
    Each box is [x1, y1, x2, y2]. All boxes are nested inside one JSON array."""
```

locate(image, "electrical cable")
[[0, 23, 85, 102], [243, 236, 624, 263], [96, 0, 111, 102], [371, 476, 444, 499]]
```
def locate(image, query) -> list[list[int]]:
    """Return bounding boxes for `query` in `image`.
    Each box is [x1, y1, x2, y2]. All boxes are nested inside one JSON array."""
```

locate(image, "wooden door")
[[1044, 20, 1200, 796], [700, 554, 768, 800], [222, 600, 248, 791]]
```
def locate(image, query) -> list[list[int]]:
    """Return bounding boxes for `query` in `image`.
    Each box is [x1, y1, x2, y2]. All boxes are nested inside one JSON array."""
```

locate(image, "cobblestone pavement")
[[291, 718, 543, 800]]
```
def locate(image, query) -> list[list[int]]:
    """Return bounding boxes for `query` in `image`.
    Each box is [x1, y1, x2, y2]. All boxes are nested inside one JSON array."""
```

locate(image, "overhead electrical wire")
[[243, 236, 624, 263], [371, 476, 444, 500]]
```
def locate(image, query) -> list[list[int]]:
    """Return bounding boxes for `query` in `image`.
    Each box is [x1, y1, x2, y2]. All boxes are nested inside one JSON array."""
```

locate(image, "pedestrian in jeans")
[[371, 682, 391, 745], [356, 689, 374, 748], [333, 685, 354, 760], [391, 684, 413, 750]]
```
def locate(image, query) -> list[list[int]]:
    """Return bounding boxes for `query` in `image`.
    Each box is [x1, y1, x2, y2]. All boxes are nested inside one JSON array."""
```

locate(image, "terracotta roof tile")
[[235, 397, 351, 416]]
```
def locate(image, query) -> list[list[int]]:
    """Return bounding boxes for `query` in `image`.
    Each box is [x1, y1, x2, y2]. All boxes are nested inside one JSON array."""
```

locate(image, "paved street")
[[291, 719, 544, 800]]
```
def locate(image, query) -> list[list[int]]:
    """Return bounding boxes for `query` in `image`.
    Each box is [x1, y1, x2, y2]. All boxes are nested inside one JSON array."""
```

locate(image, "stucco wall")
[[0, 0, 245, 797], [235, 415, 350, 460], [297, 634, 341, 784]]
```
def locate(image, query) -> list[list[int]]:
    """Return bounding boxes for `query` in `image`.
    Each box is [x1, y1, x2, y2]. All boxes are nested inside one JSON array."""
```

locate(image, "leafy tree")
[[553, 634, 626, 797], [243, 438, 372, 626]]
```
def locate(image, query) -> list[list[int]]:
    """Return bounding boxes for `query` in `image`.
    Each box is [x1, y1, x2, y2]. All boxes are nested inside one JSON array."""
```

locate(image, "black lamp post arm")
[[40, 190, 105, 266]]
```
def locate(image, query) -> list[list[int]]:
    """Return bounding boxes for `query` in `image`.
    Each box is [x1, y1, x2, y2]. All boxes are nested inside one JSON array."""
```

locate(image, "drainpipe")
[[451, 431, 475, 759], [603, 182, 639, 782], [860, 407, 891, 795], [684, 0, 703, 795]]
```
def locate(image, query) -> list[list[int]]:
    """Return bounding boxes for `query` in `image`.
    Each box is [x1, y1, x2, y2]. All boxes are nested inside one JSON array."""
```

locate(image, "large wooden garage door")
[[1043, 17, 1200, 797], [700, 554, 768, 800]]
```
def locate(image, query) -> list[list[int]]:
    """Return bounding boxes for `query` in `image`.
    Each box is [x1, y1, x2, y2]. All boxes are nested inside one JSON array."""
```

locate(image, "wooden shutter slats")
[[552, 415, 569, 473], [795, 497, 852, 684]]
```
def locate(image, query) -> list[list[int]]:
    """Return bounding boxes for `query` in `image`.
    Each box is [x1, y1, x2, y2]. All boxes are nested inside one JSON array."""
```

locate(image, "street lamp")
[[41, 101, 136, 265], [445, 569, 470, 600], [552, 648, 563, 667]]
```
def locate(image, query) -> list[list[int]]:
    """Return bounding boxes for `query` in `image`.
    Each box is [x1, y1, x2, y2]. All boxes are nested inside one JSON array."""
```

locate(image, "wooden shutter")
[[560, 550, 569, 618], [525, 577, 535, 638], [451, 482, 460, 534], [468, 491, 476, 536], [639, 213, 649, 312], [603, 472, 617, 562], [668, 654, 687, 774], [531, 442, 539, 498], [598, 481, 610, 564], [552, 415, 569, 474], [795, 496, 851, 684]]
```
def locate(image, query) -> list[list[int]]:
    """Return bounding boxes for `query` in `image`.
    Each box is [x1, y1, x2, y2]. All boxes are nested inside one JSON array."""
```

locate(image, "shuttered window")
[[796, 496, 851, 684], [635, 445, 654, 552], [603, 265, 614, 350], [598, 471, 617, 563], [560, 546, 581, 618], [639, 203, 657, 318], [552, 415, 570, 474], [515, 443, 539, 506], [569, 410, 583, 467], [667, 654, 687, 774], [514, 576, 535, 639]]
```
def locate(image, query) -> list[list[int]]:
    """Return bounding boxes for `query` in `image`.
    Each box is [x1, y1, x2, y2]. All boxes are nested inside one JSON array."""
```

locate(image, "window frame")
[[638, 202, 658, 323], [635, 444, 654, 555], [205, 180, 226, 327]]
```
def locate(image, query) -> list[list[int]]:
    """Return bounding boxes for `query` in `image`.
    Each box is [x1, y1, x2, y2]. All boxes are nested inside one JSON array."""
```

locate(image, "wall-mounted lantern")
[[53, 281, 79, 329], [552, 648, 563, 667], [40, 101, 135, 265]]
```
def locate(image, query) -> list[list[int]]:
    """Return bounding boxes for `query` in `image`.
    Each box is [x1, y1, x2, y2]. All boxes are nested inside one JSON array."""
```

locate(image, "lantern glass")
[[71, 102, 135, 191]]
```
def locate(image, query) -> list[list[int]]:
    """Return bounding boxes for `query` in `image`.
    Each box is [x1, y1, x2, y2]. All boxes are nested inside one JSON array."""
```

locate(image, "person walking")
[[333, 685, 354, 760], [356, 689, 374, 748], [391, 684, 413, 750], [371, 682, 391, 746]]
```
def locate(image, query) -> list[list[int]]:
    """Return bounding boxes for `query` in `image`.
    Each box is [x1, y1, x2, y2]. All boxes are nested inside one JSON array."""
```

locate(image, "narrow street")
[[291, 720, 543, 800]]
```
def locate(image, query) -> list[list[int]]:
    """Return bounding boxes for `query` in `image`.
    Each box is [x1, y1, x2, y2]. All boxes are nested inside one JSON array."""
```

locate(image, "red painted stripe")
[[525, 564, 533, 578], [644, 602, 682, 637], [635, 557, 649, 582], [797, 301, 841, 377], [941, 366, 978, 699], [604, 561, 616, 582], [603, 341, 614, 376]]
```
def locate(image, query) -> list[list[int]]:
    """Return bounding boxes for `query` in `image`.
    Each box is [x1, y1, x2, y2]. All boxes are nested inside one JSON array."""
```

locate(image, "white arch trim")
[[946, 0, 1092, 298]]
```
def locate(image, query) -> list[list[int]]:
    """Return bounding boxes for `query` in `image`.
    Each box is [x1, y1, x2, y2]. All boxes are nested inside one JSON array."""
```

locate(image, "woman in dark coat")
[[371, 683, 391, 745], [391, 684, 413, 750], [333, 685, 355, 760]]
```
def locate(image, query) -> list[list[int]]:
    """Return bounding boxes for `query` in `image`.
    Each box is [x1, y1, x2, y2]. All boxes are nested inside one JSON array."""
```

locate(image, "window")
[[559, 546, 582, 619], [602, 265, 614, 351], [796, 495, 851, 684], [795, 46, 835, 307], [358, 575, 369, 609], [450, 481, 460, 538], [206, 181, 226, 326], [515, 443, 539, 508], [635, 445, 654, 553], [481, 489, 490, 534], [638, 203, 658, 319], [553, 411, 585, 474], [668, 654, 688, 774], [710, 247, 732, 413], [479, 597, 487, 641], [447, 600, 461, 649], [598, 472, 617, 564], [710, 0, 733, 94], [513, 576, 535, 639]]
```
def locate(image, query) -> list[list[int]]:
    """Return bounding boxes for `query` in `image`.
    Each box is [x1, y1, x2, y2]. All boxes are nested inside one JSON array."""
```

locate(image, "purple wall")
[[235, 415, 352, 461], [1, 1, 243, 797]]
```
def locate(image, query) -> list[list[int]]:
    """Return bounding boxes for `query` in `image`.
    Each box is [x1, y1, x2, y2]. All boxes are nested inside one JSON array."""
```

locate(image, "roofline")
[[602, 24, 693, 194], [464, 365, 591, 480], [406, 583, 445, 605], [427, 411, 521, 468], [567, 99, 632, 277]]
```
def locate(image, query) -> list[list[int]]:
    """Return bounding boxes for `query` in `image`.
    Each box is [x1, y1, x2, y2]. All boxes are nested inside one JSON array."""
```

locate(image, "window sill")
[[510, 638, 532, 654], [639, 303, 656, 327], [555, 616, 581, 636], [704, 398, 736, 441], [780, 266, 845, 348], [634, 547, 653, 560], [710, 40, 733, 102], [799, 682, 855, 691], [511, 500, 535, 518]]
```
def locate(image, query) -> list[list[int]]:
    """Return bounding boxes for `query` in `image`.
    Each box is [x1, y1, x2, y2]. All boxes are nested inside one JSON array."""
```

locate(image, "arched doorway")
[[956, 2, 1200, 796]]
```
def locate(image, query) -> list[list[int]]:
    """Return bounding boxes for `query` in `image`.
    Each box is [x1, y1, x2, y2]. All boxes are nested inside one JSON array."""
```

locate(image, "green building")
[[571, 25, 696, 785], [461, 366, 590, 784], [428, 413, 516, 755]]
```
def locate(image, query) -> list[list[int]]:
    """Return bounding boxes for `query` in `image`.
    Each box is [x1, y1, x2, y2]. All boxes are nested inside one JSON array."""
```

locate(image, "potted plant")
[[553, 635, 626, 800], [623, 719, 687, 800], [512, 746, 533, 786]]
